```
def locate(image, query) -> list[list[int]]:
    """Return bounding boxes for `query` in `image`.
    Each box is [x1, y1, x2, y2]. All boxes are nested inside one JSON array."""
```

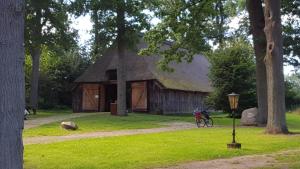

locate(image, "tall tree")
[[264, 0, 288, 134], [140, 0, 216, 71], [282, 0, 300, 68], [72, 0, 150, 115], [246, 0, 268, 125], [116, 0, 127, 115], [0, 0, 25, 168], [25, 0, 76, 113]]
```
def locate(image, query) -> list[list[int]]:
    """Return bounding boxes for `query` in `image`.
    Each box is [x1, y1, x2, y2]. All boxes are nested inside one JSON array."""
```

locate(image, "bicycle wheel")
[[198, 118, 206, 127], [195, 119, 201, 128], [205, 118, 213, 127], [195, 119, 204, 128]]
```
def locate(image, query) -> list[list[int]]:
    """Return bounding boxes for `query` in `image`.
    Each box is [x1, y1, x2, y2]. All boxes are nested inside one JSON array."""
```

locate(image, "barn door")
[[131, 82, 147, 111], [82, 84, 99, 111]]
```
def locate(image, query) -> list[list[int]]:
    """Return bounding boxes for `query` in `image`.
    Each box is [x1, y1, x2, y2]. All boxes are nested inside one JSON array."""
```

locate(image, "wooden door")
[[82, 84, 99, 111], [131, 82, 147, 111]]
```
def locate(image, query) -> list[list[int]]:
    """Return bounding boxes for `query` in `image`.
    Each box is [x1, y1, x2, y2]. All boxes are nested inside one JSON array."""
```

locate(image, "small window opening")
[[106, 69, 117, 80]]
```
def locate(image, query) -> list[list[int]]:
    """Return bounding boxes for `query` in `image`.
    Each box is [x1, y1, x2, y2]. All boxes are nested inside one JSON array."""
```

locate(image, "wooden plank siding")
[[72, 84, 83, 112], [72, 83, 105, 112], [148, 80, 207, 114], [131, 81, 148, 112]]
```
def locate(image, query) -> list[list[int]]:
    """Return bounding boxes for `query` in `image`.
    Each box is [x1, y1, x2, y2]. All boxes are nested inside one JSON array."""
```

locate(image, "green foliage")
[[206, 40, 256, 115], [24, 113, 300, 169], [25, 0, 77, 52], [71, 0, 151, 60], [25, 47, 90, 108], [280, 0, 300, 67], [139, 0, 242, 71], [285, 74, 300, 110], [140, 0, 216, 71]]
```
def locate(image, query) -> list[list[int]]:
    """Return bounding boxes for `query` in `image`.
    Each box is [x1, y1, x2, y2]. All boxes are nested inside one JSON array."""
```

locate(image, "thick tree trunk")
[[29, 46, 41, 114], [247, 0, 268, 125], [92, 9, 100, 57], [264, 0, 288, 134], [0, 0, 25, 168], [116, 0, 127, 116]]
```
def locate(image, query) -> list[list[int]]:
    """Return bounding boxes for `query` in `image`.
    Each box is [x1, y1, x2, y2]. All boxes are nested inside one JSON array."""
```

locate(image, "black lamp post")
[[227, 92, 241, 149]]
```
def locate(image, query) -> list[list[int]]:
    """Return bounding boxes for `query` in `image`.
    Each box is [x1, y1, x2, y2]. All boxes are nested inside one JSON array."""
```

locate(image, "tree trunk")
[[264, 0, 288, 134], [247, 0, 268, 125], [216, 0, 225, 46], [29, 46, 41, 114], [116, 0, 127, 116], [92, 9, 100, 58], [0, 0, 25, 168]]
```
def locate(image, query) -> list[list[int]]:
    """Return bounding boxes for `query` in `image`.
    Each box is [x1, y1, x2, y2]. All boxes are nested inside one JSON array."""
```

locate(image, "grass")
[[23, 113, 300, 169], [23, 112, 236, 137], [27, 109, 71, 119], [24, 125, 300, 169]]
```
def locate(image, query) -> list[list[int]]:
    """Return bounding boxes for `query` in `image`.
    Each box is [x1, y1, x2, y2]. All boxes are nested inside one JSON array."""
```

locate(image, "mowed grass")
[[23, 112, 235, 137], [27, 109, 71, 119], [23, 113, 300, 169]]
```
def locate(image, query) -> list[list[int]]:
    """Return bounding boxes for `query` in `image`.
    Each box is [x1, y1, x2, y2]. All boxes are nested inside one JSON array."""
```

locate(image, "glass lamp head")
[[228, 92, 239, 110]]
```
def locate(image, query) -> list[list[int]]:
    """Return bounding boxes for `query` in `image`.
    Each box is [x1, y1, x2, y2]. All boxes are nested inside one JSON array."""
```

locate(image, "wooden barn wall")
[[72, 84, 83, 112], [148, 81, 207, 114], [72, 83, 105, 113], [99, 84, 105, 112]]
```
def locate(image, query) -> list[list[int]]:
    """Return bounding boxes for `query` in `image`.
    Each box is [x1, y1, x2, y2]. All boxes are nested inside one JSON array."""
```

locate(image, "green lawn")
[[23, 113, 300, 169], [27, 109, 71, 119], [23, 113, 235, 137]]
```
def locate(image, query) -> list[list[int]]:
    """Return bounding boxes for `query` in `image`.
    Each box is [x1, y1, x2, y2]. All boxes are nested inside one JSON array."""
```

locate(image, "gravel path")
[[24, 113, 101, 129], [23, 122, 195, 145]]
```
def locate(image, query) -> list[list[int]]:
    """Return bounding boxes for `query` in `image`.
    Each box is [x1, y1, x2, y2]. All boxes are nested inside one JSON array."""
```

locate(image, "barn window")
[[106, 69, 117, 80]]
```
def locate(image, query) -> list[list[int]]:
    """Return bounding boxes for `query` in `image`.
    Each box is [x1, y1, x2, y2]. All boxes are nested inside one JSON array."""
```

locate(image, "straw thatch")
[[75, 41, 212, 93]]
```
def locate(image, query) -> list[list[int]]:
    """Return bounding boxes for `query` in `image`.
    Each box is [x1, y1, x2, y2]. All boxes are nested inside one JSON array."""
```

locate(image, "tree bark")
[[92, 9, 100, 58], [116, 0, 127, 116], [264, 0, 288, 134], [216, 0, 225, 46], [29, 46, 41, 114], [0, 0, 25, 168], [247, 0, 268, 125]]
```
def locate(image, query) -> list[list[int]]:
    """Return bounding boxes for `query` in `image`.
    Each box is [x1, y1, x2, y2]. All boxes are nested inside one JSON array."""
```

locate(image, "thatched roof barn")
[[73, 41, 212, 114]]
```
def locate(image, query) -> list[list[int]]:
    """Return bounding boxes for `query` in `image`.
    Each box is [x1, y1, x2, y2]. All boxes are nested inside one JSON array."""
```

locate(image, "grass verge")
[[27, 109, 71, 119]]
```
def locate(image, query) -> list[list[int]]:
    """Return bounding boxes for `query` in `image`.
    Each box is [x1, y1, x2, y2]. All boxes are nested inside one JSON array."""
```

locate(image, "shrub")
[[206, 40, 257, 116]]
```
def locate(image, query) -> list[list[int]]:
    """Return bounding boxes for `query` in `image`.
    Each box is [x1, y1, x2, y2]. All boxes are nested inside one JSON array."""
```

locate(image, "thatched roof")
[[75, 41, 212, 93]]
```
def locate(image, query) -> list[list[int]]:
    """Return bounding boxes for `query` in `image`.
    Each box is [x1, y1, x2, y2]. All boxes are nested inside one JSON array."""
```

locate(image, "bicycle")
[[193, 109, 213, 127]]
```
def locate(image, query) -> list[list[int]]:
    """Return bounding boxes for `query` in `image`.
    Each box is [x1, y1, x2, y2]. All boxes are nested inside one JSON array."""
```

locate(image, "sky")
[[72, 14, 295, 75]]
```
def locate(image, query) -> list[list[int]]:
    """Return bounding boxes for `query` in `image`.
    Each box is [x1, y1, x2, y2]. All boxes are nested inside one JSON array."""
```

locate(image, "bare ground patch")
[[157, 149, 300, 169]]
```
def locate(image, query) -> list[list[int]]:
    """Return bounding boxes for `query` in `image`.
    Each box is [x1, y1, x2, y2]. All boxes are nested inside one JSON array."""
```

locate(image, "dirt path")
[[157, 154, 275, 169], [23, 122, 195, 145], [24, 113, 100, 129], [157, 149, 300, 169]]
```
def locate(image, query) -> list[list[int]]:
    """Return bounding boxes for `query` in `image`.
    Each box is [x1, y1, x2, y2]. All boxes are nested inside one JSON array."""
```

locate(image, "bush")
[[206, 40, 257, 116], [25, 48, 90, 109], [285, 74, 300, 111]]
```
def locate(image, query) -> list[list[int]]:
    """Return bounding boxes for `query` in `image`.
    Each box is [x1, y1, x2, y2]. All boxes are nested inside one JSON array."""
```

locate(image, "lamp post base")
[[227, 143, 241, 149]]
